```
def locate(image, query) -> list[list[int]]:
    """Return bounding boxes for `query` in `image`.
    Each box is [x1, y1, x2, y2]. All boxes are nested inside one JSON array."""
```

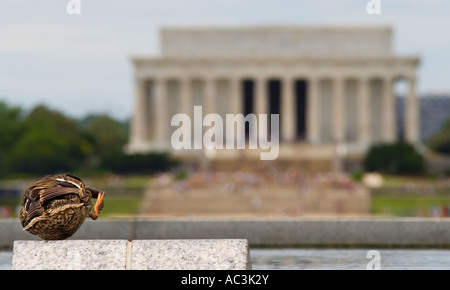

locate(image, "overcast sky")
[[1, 0, 449, 120]]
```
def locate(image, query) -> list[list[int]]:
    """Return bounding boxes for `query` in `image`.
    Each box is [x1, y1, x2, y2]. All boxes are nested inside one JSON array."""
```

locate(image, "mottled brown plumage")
[[19, 173, 105, 240]]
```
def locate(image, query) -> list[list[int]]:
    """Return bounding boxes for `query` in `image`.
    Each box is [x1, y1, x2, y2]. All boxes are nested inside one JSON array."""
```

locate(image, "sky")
[[0, 0, 449, 120]]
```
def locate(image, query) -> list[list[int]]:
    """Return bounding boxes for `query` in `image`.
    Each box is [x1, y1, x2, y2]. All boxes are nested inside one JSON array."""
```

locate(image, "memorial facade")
[[126, 26, 420, 166]]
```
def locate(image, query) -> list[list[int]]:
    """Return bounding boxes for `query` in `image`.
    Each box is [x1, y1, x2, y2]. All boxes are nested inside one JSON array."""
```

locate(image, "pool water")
[[250, 248, 450, 270], [2, 248, 450, 270]]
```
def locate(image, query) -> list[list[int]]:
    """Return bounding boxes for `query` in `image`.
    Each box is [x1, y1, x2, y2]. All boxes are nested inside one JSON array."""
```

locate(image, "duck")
[[19, 173, 105, 240]]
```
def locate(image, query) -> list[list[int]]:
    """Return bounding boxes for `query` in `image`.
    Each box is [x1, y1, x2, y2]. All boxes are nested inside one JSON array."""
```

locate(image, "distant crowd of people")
[[152, 166, 357, 195]]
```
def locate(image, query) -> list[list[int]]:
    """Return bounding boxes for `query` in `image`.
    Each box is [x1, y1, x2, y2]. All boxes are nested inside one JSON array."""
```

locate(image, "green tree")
[[80, 114, 128, 160], [80, 115, 177, 173], [363, 142, 425, 175], [0, 101, 176, 176], [10, 105, 93, 174], [428, 119, 450, 155], [0, 101, 24, 176], [102, 152, 178, 174]]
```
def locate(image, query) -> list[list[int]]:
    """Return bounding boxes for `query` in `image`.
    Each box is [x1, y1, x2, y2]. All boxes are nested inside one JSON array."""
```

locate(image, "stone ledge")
[[11, 239, 251, 270], [5, 218, 450, 249]]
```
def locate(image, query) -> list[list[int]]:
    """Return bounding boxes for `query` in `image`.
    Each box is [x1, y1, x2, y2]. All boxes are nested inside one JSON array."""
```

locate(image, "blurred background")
[[1, 0, 450, 219]]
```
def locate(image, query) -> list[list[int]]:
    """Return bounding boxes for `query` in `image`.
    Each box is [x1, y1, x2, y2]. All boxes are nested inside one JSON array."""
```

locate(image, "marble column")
[[358, 78, 370, 147], [203, 77, 219, 151], [179, 77, 191, 115], [282, 77, 295, 142], [405, 77, 419, 143], [307, 77, 320, 144], [204, 77, 216, 116], [230, 77, 242, 115], [228, 77, 243, 147], [333, 77, 345, 143], [382, 77, 396, 142], [130, 78, 148, 146], [154, 78, 168, 149], [178, 77, 191, 149]]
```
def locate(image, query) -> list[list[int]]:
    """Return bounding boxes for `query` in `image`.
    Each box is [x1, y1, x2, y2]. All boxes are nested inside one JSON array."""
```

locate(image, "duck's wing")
[[21, 175, 82, 224]]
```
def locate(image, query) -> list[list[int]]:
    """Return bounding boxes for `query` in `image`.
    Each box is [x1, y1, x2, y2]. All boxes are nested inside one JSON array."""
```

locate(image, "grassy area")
[[372, 196, 450, 217], [2, 173, 450, 218], [99, 198, 143, 217], [370, 174, 450, 217], [87, 174, 150, 217], [380, 175, 442, 187], [0, 174, 151, 218]]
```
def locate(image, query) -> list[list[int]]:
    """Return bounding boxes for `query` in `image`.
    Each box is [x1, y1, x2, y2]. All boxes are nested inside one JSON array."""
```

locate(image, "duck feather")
[[19, 173, 105, 240]]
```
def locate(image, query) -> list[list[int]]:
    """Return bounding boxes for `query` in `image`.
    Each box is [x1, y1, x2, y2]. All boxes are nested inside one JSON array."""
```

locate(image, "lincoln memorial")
[[126, 26, 420, 170]]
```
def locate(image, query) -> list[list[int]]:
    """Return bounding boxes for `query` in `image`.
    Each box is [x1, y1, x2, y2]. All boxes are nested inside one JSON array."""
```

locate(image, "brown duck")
[[19, 173, 105, 240]]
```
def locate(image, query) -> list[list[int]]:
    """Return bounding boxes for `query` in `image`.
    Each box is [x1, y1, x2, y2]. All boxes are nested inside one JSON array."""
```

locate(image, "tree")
[[0, 101, 177, 177], [363, 142, 426, 175], [10, 105, 93, 174], [80, 115, 177, 173], [80, 114, 128, 160], [0, 102, 23, 150], [102, 152, 178, 174], [428, 119, 450, 155], [0, 102, 24, 176]]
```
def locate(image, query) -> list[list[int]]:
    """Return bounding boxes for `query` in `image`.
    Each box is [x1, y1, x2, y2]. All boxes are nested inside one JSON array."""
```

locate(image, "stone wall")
[[160, 26, 393, 58], [3, 217, 450, 248], [12, 239, 251, 270]]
